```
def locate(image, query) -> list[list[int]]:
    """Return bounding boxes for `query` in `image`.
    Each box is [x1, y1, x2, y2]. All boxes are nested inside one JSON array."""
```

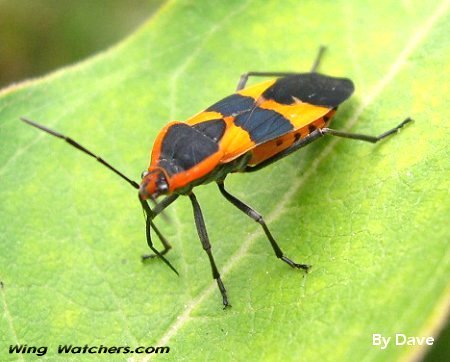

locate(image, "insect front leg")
[[188, 192, 230, 308], [141, 194, 179, 260], [140, 196, 179, 275], [321, 118, 413, 143], [217, 181, 310, 271]]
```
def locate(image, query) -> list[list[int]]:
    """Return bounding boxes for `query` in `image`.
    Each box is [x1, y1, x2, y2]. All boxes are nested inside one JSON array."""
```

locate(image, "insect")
[[21, 47, 412, 307]]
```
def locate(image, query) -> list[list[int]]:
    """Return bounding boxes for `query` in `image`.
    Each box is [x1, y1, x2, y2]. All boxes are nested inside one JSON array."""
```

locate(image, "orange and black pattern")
[[149, 73, 354, 192]]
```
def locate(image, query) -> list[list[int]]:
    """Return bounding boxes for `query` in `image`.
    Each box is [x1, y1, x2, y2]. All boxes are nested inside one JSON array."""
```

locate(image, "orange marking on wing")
[[219, 116, 255, 163], [237, 79, 276, 100], [185, 111, 223, 126], [259, 99, 331, 129]]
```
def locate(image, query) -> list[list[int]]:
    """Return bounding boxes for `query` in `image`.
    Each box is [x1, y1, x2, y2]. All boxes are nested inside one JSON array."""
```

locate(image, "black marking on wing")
[[262, 73, 354, 108], [159, 124, 218, 176], [192, 119, 226, 143], [206, 93, 255, 116], [235, 108, 293, 143]]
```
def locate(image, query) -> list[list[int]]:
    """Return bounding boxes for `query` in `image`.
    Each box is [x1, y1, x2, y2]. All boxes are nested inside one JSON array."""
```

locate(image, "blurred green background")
[[0, 1, 447, 361], [0, 0, 163, 88]]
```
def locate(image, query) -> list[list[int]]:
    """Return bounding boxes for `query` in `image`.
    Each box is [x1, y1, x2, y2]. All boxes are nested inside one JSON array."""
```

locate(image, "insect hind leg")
[[322, 117, 413, 143], [217, 182, 310, 271]]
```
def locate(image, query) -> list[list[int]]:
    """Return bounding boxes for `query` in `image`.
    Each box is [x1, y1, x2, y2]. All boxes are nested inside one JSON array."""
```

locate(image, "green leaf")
[[1, 1, 449, 361]]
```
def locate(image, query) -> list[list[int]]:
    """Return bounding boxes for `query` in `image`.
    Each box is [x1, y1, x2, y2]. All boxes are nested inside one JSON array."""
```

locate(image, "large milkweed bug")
[[21, 47, 412, 307]]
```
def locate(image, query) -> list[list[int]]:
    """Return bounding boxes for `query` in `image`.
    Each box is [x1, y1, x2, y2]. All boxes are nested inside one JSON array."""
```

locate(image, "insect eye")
[[141, 170, 149, 179]]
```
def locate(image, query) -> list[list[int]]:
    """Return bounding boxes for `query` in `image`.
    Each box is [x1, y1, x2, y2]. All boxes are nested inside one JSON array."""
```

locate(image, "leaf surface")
[[1, 1, 449, 361]]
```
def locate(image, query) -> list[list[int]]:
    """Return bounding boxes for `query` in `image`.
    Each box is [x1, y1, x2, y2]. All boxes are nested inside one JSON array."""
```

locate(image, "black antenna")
[[20, 117, 140, 190], [21, 117, 176, 273]]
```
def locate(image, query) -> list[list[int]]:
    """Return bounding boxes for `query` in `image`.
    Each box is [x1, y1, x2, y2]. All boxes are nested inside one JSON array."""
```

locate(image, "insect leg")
[[322, 117, 413, 143], [217, 181, 310, 271], [140, 197, 179, 275], [141, 194, 179, 260], [245, 118, 412, 173], [189, 192, 230, 308], [235, 46, 327, 91], [236, 72, 300, 91], [310, 45, 326, 73]]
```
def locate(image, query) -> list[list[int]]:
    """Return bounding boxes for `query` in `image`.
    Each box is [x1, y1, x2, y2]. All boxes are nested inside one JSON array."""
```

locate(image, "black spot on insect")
[[323, 115, 330, 122], [207, 94, 255, 116], [262, 73, 354, 108], [294, 133, 301, 142], [192, 119, 226, 143], [276, 139, 283, 146], [308, 124, 317, 133], [159, 124, 219, 175], [234, 108, 293, 143]]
